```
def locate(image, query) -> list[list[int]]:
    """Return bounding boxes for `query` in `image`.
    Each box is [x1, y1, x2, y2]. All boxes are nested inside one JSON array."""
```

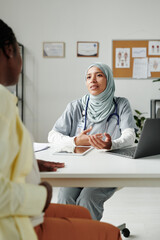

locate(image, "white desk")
[[36, 148, 160, 188]]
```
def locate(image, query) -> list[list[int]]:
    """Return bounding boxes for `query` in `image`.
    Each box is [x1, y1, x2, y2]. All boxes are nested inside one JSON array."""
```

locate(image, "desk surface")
[[36, 148, 160, 187]]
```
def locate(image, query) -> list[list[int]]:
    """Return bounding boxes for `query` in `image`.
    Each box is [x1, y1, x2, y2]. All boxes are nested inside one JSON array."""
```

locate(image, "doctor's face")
[[86, 66, 107, 96]]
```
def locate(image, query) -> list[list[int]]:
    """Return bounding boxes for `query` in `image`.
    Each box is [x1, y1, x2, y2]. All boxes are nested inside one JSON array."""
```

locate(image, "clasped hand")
[[74, 127, 112, 150], [88, 133, 112, 149]]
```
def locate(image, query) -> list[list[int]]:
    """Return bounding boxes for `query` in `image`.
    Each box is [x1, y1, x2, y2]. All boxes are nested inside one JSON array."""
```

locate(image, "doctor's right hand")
[[74, 126, 93, 146]]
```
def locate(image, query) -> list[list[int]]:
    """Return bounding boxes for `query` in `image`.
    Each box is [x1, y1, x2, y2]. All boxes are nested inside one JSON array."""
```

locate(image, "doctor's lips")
[[90, 85, 99, 90]]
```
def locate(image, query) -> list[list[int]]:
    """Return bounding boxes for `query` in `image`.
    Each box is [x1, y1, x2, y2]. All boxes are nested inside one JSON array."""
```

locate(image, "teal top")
[[53, 97, 136, 141]]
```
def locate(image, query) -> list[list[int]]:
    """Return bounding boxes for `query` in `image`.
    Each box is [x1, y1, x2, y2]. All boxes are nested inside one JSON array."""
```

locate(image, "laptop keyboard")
[[110, 146, 137, 158]]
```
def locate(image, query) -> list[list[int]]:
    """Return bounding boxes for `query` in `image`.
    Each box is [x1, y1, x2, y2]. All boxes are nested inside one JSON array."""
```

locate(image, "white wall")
[[0, 0, 160, 141]]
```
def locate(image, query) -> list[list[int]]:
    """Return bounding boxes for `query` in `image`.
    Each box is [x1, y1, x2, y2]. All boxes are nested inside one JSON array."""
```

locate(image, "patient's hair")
[[0, 19, 17, 56]]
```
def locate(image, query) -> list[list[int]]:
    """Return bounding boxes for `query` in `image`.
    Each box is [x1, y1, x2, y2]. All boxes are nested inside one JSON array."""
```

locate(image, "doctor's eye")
[[86, 75, 91, 80], [97, 73, 103, 77]]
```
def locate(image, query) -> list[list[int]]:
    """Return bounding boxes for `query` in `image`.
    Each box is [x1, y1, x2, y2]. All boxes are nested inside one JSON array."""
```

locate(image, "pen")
[[34, 146, 50, 152]]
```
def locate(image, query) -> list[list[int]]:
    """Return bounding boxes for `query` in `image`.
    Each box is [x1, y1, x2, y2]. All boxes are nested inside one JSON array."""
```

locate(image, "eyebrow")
[[87, 72, 103, 75]]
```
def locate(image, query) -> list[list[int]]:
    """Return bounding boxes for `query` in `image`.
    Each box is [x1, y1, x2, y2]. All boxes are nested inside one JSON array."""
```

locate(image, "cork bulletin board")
[[112, 40, 160, 78]]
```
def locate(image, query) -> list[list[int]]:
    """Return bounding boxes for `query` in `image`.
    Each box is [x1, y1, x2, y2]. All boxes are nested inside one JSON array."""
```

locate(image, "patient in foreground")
[[0, 19, 122, 240]]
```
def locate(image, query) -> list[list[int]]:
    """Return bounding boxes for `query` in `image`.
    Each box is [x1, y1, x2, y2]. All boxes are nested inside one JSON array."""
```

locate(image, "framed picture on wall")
[[43, 42, 65, 58], [77, 41, 99, 57]]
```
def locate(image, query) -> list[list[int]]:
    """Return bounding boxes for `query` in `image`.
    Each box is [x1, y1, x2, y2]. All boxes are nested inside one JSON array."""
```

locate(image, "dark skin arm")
[[39, 181, 53, 212], [38, 161, 64, 211], [37, 159, 65, 172]]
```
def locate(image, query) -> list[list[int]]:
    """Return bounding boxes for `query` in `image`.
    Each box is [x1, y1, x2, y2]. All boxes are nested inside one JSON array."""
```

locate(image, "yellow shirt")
[[0, 85, 46, 240]]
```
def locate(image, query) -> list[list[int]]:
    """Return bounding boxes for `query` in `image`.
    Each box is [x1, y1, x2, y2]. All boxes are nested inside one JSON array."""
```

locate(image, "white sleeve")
[[48, 130, 76, 152], [111, 128, 136, 150]]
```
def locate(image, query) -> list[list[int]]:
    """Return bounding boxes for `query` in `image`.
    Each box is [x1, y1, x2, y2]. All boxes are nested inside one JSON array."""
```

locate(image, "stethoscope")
[[83, 97, 120, 131]]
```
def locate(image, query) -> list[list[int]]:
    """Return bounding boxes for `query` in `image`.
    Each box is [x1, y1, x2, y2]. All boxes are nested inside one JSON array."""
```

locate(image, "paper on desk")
[[33, 142, 50, 152], [133, 58, 149, 79]]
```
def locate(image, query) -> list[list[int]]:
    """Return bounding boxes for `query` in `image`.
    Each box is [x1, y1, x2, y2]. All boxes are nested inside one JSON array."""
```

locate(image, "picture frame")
[[43, 42, 65, 58], [77, 41, 99, 57]]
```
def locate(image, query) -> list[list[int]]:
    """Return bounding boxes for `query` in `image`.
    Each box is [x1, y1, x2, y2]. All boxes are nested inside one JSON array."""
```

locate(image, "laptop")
[[108, 118, 160, 159]]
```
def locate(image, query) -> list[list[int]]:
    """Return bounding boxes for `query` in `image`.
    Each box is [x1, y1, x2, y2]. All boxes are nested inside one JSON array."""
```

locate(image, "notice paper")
[[132, 48, 147, 58], [148, 41, 160, 56], [116, 48, 130, 68], [133, 58, 148, 79], [149, 58, 160, 72]]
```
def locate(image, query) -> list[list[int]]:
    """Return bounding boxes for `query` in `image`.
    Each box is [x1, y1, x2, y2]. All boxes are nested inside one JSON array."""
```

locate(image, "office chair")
[[117, 223, 130, 238]]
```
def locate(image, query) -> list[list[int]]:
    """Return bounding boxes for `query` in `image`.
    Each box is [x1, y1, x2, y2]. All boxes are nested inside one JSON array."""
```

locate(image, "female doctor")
[[48, 62, 136, 221]]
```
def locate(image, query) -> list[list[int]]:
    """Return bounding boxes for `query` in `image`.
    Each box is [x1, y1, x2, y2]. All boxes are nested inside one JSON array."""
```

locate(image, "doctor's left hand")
[[88, 133, 112, 150]]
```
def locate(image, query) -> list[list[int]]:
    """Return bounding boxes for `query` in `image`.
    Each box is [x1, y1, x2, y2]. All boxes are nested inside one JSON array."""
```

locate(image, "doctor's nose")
[[90, 75, 97, 83]]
